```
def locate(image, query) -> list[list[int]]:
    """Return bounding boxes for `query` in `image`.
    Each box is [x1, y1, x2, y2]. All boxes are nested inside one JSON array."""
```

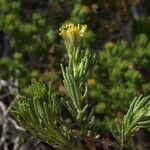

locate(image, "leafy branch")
[[111, 95, 150, 149], [11, 23, 98, 150], [11, 82, 75, 149], [11, 23, 150, 150]]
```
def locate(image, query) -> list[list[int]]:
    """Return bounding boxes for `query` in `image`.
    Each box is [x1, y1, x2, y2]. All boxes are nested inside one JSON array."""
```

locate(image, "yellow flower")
[[59, 23, 87, 45], [87, 79, 96, 87], [81, 5, 91, 15], [104, 41, 114, 49]]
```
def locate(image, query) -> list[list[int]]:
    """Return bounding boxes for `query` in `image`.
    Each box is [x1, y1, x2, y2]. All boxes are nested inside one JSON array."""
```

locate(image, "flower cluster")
[[59, 23, 87, 46]]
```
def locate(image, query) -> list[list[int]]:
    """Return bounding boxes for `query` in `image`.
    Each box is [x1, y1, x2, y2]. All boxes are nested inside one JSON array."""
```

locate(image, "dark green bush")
[[0, 0, 150, 134], [0, 54, 40, 92], [88, 34, 150, 130]]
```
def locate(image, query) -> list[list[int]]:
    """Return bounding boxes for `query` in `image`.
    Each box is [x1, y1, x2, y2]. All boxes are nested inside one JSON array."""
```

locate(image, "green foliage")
[[1, 0, 149, 60], [0, 55, 41, 91], [134, 17, 150, 37], [11, 82, 74, 150], [11, 23, 150, 149], [60, 26, 96, 129], [88, 34, 150, 130], [111, 95, 150, 148], [0, 0, 149, 98], [12, 24, 99, 150], [0, 0, 56, 58], [0, 55, 61, 95], [0, 0, 149, 148]]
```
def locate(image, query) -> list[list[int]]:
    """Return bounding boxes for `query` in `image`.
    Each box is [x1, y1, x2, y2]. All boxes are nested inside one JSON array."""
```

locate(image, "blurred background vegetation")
[[0, 0, 150, 149]]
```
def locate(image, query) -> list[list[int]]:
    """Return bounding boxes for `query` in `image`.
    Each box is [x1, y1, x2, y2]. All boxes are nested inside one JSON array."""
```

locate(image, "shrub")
[[11, 24, 150, 150], [88, 34, 150, 130]]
